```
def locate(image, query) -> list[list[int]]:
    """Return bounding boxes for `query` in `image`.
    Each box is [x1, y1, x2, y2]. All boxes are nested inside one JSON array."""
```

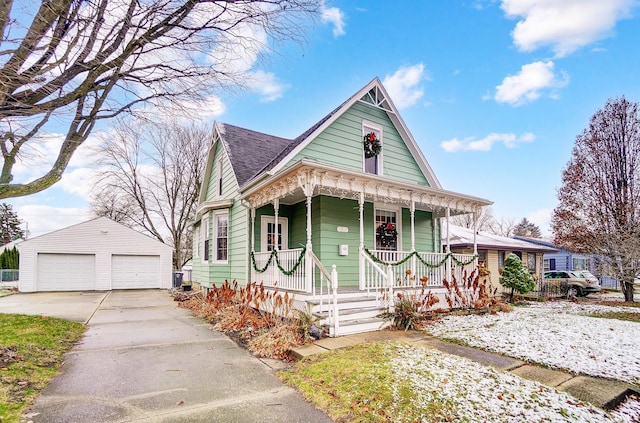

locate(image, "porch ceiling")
[[240, 159, 492, 215]]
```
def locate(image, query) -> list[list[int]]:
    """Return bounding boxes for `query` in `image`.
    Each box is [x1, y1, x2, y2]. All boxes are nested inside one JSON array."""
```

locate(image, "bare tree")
[[91, 119, 209, 269], [513, 217, 542, 238], [0, 0, 319, 199], [552, 97, 640, 302], [450, 206, 495, 232], [493, 217, 516, 237]]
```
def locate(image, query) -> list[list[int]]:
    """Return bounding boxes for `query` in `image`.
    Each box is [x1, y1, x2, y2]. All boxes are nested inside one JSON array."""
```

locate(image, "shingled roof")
[[217, 123, 293, 188], [217, 96, 348, 188]]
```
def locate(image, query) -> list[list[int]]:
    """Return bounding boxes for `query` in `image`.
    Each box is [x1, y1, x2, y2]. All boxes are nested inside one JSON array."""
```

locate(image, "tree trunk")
[[622, 281, 635, 302]]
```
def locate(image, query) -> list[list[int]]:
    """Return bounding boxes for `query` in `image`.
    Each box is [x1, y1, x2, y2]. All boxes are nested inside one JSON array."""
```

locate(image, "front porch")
[[251, 247, 478, 336], [242, 160, 490, 336]]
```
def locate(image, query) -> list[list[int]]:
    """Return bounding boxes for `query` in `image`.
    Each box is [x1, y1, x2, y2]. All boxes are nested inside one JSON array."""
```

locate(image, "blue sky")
[[7, 0, 640, 239]]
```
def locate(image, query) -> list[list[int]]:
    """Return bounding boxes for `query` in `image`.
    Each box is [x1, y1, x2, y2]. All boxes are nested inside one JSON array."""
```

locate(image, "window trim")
[[212, 210, 229, 263], [202, 216, 210, 263], [373, 204, 401, 251], [260, 216, 289, 252], [362, 120, 383, 176], [216, 158, 223, 197]]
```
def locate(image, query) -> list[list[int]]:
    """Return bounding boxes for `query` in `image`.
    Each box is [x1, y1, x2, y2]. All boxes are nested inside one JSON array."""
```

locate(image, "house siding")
[[288, 102, 429, 186], [194, 136, 247, 288]]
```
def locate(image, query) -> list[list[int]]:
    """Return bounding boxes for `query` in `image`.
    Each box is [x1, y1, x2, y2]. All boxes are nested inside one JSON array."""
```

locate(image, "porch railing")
[[251, 248, 306, 291], [308, 250, 340, 336], [362, 249, 477, 291]]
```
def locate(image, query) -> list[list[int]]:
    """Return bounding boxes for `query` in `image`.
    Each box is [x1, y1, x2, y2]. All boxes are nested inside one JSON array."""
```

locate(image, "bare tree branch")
[[0, 0, 320, 198]]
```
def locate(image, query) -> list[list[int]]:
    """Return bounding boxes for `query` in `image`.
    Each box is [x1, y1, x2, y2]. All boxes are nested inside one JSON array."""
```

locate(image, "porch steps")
[[307, 293, 390, 336]]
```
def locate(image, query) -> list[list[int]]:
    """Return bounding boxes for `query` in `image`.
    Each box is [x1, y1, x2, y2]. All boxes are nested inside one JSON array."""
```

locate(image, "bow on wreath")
[[377, 222, 397, 247], [363, 132, 381, 158]]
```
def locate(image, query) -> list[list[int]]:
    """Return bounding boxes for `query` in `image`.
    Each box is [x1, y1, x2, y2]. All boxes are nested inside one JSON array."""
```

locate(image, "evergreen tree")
[[499, 253, 535, 301], [0, 246, 18, 269], [513, 218, 542, 238], [0, 203, 24, 244]]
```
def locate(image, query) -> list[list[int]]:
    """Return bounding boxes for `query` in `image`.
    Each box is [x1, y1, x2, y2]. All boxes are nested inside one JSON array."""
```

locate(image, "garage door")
[[37, 253, 96, 291], [111, 255, 161, 289]]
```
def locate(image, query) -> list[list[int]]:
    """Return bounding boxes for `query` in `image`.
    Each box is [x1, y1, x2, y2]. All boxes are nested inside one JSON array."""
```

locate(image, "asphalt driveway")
[[0, 290, 332, 423]]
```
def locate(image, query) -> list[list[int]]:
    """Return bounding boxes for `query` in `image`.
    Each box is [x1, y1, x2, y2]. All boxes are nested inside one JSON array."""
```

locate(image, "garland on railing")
[[250, 246, 307, 276], [363, 247, 478, 268]]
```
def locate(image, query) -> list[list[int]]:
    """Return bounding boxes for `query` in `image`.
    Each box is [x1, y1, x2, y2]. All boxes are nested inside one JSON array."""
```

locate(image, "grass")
[[587, 311, 640, 323], [0, 314, 85, 423], [279, 342, 413, 422]]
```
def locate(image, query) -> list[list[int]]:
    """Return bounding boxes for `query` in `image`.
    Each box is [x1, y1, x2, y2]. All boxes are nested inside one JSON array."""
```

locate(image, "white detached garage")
[[18, 217, 173, 292]]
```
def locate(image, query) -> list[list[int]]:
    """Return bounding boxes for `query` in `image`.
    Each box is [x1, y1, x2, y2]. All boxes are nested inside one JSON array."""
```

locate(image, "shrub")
[[499, 253, 535, 302]]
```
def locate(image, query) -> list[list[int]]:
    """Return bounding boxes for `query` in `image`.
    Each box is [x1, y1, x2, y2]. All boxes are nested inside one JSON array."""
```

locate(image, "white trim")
[[201, 216, 210, 263], [260, 215, 289, 252], [362, 120, 383, 176], [265, 78, 442, 189], [373, 204, 402, 251], [212, 210, 229, 263], [216, 157, 223, 197]]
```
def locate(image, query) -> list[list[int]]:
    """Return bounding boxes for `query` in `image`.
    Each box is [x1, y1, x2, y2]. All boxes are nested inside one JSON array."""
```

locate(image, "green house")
[[192, 78, 491, 335]]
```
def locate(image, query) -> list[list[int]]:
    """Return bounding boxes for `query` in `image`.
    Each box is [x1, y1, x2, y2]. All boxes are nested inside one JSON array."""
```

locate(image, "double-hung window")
[[214, 212, 228, 262], [202, 217, 210, 262]]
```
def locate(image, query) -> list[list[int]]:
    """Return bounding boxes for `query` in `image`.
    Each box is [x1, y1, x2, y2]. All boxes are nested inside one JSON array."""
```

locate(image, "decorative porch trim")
[[250, 246, 307, 276], [363, 247, 478, 268]]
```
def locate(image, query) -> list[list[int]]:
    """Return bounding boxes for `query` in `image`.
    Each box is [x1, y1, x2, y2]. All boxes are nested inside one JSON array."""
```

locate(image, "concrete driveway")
[[0, 290, 333, 423]]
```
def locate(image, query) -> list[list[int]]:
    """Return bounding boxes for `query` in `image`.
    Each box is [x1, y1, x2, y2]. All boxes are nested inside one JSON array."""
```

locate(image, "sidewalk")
[[290, 330, 638, 410]]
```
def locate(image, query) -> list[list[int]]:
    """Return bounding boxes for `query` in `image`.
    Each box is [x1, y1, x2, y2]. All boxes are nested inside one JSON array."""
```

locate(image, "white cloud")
[[57, 167, 101, 200], [441, 132, 535, 152], [494, 61, 568, 106], [383, 64, 427, 109], [527, 208, 554, 237], [501, 0, 637, 57], [321, 5, 346, 37], [247, 70, 290, 102]]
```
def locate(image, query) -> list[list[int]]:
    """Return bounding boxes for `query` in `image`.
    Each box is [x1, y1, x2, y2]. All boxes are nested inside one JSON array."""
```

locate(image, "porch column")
[[306, 194, 313, 294], [410, 201, 416, 251], [410, 200, 416, 287], [472, 210, 478, 255], [446, 207, 451, 281], [359, 192, 365, 290], [273, 199, 279, 251], [250, 208, 255, 283]]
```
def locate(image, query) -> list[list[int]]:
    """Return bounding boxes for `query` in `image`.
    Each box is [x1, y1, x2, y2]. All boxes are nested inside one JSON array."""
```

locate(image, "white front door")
[[260, 216, 289, 251]]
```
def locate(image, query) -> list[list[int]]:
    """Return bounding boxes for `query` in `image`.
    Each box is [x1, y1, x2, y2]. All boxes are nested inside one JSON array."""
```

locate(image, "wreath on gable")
[[376, 221, 397, 248], [363, 132, 382, 158]]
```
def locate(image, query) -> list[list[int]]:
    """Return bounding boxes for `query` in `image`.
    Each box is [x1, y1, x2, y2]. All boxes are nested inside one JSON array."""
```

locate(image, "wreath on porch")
[[376, 222, 397, 248], [363, 132, 381, 158]]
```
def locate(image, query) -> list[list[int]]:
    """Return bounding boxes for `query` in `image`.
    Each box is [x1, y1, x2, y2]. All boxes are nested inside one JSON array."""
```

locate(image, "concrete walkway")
[[4, 290, 332, 423], [290, 330, 639, 410]]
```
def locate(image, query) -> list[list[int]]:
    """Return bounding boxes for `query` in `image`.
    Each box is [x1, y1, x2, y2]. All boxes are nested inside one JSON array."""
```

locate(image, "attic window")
[[363, 121, 382, 175], [359, 87, 392, 111], [217, 158, 223, 196]]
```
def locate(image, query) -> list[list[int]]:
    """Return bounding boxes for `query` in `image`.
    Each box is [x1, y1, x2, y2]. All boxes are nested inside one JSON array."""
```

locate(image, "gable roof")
[[444, 225, 557, 253], [18, 217, 171, 250], [268, 77, 442, 188], [210, 77, 444, 191], [217, 123, 293, 188]]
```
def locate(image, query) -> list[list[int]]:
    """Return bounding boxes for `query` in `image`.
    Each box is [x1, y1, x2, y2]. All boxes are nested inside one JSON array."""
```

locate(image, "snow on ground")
[[425, 301, 640, 385], [390, 344, 624, 422], [420, 299, 640, 422]]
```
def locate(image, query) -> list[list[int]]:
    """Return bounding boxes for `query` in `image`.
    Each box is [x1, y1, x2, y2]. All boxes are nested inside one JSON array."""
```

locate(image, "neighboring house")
[[18, 217, 173, 292], [446, 225, 557, 295], [512, 236, 597, 274], [192, 78, 492, 335]]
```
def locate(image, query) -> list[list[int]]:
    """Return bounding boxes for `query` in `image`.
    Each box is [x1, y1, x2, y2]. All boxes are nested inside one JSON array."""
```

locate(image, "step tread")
[[314, 306, 385, 318]]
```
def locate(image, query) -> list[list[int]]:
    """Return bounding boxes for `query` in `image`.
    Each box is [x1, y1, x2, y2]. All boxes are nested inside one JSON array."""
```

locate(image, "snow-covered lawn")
[[425, 301, 640, 385], [391, 344, 633, 423], [420, 300, 640, 422]]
